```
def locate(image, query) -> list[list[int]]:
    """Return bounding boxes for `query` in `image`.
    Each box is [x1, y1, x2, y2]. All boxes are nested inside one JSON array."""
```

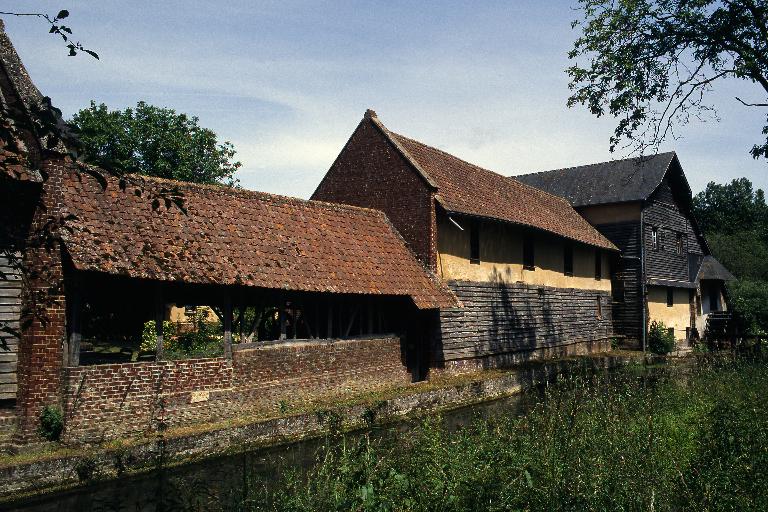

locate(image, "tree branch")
[[735, 96, 768, 107]]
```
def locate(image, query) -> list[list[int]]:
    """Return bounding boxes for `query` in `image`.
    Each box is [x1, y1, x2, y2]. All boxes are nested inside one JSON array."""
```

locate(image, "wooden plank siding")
[[594, 222, 643, 342], [0, 251, 20, 399], [436, 281, 614, 362]]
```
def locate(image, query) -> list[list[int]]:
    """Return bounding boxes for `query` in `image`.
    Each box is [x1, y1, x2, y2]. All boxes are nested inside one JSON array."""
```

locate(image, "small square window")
[[594, 250, 602, 280], [469, 220, 480, 264], [563, 244, 573, 276], [667, 287, 674, 307], [523, 235, 535, 270]]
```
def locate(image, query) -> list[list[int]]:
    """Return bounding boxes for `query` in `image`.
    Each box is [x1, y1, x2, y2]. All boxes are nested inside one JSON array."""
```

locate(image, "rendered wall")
[[647, 286, 692, 341], [62, 337, 409, 444], [436, 215, 611, 292], [434, 281, 614, 370]]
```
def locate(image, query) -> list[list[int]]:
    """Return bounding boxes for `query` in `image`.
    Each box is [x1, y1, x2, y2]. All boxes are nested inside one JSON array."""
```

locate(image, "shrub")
[[39, 404, 63, 441], [648, 320, 676, 354]]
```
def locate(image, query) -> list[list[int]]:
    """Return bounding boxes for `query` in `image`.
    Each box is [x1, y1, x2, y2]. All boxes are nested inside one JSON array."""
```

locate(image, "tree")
[[0, 9, 98, 59], [70, 101, 241, 186], [567, 0, 768, 159], [693, 178, 768, 334]]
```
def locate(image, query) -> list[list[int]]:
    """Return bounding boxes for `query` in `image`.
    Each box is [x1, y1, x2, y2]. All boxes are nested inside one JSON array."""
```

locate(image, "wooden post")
[[68, 286, 81, 367], [367, 300, 374, 335], [279, 298, 287, 340], [223, 294, 233, 359], [155, 286, 165, 361]]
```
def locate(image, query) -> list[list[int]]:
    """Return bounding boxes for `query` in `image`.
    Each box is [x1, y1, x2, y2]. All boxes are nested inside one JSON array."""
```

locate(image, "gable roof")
[[515, 152, 677, 207], [365, 112, 617, 251], [696, 255, 735, 282], [59, 166, 459, 310], [0, 19, 60, 182]]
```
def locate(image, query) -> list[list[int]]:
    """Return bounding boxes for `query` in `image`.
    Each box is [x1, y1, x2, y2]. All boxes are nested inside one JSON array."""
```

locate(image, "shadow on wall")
[[431, 274, 613, 371]]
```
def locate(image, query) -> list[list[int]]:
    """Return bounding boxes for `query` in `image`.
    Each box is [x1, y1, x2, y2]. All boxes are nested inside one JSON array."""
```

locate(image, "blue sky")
[[4, 1, 767, 197]]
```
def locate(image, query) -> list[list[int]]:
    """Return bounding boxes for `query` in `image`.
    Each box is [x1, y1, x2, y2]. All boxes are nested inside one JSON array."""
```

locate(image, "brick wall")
[[312, 116, 438, 269], [14, 158, 70, 440], [62, 337, 409, 444], [433, 281, 614, 372]]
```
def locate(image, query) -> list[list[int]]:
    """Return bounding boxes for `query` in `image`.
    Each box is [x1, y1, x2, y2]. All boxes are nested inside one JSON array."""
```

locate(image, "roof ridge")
[[516, 151, 677, 178], [78, 166, 391, 218], [386, 128, 593, 214]]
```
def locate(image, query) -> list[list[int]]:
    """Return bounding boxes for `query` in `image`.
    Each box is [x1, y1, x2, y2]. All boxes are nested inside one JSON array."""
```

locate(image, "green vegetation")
[[141, 311, 224, 360], [232, 357, 768, 511], [693, 178, 768, 336], [648, 320, 676, 355], [38, 405, 63, 442], [70, 101, 241, 186]]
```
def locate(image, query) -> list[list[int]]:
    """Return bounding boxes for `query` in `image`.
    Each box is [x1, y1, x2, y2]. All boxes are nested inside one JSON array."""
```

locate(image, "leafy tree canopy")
[[693, 177, 768, 236], [693, 177, 768, 333], [568, 0, 768, 159], [70, 101, 241, 186]]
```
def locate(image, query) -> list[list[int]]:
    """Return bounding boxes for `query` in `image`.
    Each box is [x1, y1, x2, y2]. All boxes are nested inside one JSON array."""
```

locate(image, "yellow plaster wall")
[[578, 202, 642, 225], [647, 286, 691, 340], [436, 215, 611, 291]]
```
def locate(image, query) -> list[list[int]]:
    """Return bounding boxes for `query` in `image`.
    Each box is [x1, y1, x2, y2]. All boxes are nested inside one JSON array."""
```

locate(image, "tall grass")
[[231, 357, 768, 511]]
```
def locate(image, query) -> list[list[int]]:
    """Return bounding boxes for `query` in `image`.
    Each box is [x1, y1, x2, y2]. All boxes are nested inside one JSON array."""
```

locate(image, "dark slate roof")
[[59, 165, 460, 310], [366, 112, 617, 251], [697, 255, 735, 282], [515, 152, 677, 207]]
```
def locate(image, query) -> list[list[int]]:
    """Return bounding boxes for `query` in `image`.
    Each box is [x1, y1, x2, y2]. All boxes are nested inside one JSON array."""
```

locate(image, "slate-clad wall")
[[62, 337, 409, 444], [595, 221, 643, 343], [643, 180, 705, 283], [435, 281, 613, 369]]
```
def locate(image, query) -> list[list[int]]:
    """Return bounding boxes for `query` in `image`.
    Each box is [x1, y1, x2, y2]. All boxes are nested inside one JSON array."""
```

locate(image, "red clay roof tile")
[[59, 167, 459, 310]]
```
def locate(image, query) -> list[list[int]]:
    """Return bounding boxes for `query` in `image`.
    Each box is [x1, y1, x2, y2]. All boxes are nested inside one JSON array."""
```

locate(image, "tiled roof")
[[367, 113, 617, 251], [59, 167, 459, 310], [516, 152, 677, 207]]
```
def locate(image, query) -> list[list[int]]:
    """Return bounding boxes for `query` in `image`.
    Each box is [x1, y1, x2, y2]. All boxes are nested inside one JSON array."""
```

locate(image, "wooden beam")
[[155, 287, 165, 361], [344, 305, 359, 338], [67, 286, 81, 367], [223, 295, 233, 359]]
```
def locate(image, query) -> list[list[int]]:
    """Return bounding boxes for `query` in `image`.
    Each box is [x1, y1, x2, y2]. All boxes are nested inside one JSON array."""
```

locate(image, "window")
[[596, 296, 603, 319], [651, 227, 659, 251], [676, 233, 683, 255], [668, 327, 675, 340], [612, 279, 625, 303], [667, 287, 674, 307], [523, 235, 535, 270], [184, 305, 197, 316], [469, 220, 480, 264], [594, 250, 602, 280], [563, 244, 573, 276]]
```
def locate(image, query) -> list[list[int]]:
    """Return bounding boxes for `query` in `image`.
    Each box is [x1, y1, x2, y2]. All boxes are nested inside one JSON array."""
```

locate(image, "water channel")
[[6, 387, 546, 512]]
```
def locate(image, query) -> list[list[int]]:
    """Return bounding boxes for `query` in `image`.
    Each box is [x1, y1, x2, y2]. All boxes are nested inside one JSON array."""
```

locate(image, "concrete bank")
[[0, 353, 640, 503]]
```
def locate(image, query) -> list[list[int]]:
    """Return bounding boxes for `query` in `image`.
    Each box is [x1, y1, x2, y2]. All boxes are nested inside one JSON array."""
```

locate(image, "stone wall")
[[434, 281, 614, 372], [62, 337, 408, 444]]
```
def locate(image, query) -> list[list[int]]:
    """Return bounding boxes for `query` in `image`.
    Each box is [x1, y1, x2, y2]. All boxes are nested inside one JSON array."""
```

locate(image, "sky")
[[3, 1, 767, 198]]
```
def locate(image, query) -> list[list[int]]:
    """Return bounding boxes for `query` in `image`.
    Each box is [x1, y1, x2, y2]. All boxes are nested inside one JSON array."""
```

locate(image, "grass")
[[224, 355, 768, 512]]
